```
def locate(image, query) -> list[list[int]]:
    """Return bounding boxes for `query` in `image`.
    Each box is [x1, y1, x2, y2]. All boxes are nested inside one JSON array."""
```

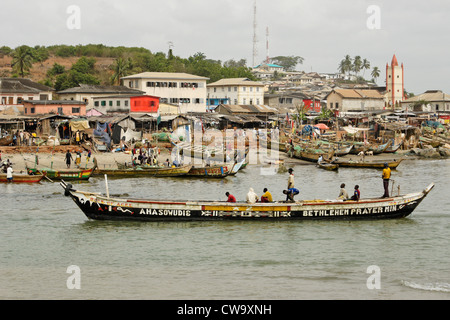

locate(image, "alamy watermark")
[[66, 265, 81, 289], [66, 5, 81, 30], [366, 265, 381, 289], [170, 128, 280, 175], [366, 5, 381, 30]]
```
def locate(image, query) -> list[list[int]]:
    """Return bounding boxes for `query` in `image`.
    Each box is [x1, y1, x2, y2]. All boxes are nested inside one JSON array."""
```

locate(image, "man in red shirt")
[[225, 192, 236, 202]]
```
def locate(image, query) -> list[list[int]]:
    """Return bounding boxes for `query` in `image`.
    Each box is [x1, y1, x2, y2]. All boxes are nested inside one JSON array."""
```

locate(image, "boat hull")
[[27, 167, 94, 180], [332, 159, 403, 169], [0, 174, 44, 183], [93, 164, 192, 177], [61, 181, 434, 221]]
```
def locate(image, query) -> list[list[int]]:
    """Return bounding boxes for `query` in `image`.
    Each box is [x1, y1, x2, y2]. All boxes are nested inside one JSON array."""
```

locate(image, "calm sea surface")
[[1, 158, 449, 300]]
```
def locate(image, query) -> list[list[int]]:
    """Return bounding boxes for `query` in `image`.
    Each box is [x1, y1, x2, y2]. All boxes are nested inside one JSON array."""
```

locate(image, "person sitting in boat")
[[132, 157, 139, 167], [318, 155, 323, 164], [338, 183, 349, 200], [164, 159, 171, 167], [261, 188, 273, 203], [225, 192, 236, 203], [246, 188, 259, 204], [350, 185, 360, 201]]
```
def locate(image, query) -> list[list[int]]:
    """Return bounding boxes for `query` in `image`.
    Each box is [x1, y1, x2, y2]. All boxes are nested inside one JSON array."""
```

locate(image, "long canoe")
[[187, 164, 232, 178], [61, 180, 434, 221], [27, 166, 95, 181], [384, 141, 403, 153], [317, 162, 339, 171], [0, 173, 44, 183], [330, 158, 404, 169], [93, 164, 192, 177]]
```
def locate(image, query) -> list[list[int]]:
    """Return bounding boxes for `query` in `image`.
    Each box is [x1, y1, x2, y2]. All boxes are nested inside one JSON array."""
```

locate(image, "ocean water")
[[0, 158, 449, 300]]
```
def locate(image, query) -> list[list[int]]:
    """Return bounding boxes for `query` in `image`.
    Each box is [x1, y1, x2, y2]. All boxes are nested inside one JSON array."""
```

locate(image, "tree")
[[110, 57, 131, 85], [270, 55, 304, 71], [352, 56, 362, 76], [11, 45, 34, 77], [371, 66, 380, 84], [338, 55, 352, 76], [362, 59, 370, 78]]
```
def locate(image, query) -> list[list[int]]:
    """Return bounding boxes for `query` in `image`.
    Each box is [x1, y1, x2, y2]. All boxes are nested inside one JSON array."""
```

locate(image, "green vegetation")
[[2, 44, 257, 89]]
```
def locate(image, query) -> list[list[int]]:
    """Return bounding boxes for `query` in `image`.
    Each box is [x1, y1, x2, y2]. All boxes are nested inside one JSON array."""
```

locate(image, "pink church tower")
[[386, 54, 405, 109]]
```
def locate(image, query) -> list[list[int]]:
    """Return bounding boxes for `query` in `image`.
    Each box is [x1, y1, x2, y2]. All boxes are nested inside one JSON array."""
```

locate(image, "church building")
[[386, 54, 405, 108]]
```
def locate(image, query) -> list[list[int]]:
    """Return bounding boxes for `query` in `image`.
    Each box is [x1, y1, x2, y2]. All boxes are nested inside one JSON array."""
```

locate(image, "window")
[[335, 103, 339, 109], [330, 102, 333, 108], [250, 87, 253, 92], [129, 81, 133, 88], [58, 107, 63, 114], [125, 101, 128, 107], [101, 101, 106, 106], [109, 101, 113, 107], [234, 99, 237, 104], [94, 101, 99, 107], [250, 99, 253, 105], [256, 99, 260, 104], [228, 87, 231, 92], [72, 107, 80, 113], [243, 98, 246, 104], [117, 101, 121, 107], [30, 107, 35, 114], [234, 87, 237, 92]]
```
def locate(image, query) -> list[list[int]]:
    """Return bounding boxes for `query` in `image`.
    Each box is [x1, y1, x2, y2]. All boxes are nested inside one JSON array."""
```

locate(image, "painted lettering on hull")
[[139, 209, 191, 217]]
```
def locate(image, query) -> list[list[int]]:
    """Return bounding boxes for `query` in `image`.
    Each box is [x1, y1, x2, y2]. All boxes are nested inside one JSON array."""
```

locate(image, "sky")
[[1, 0, 449, 95]]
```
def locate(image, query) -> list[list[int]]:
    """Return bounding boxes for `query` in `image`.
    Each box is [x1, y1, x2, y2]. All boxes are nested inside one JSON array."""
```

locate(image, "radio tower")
[[252, 0, 258, 67], [266, 26, 270, 64]]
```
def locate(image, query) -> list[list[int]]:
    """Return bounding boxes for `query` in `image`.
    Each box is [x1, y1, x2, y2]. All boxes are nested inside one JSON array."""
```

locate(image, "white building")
[[0, 78, 54, 109], [386, 54, 405, 107], [324, 89, 385, 114], [207, 78, 265, 107], [121, 72, 209, 113]]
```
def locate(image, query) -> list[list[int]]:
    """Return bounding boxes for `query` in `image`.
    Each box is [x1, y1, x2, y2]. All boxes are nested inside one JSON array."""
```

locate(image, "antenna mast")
[[252, 0, 258, 67], [266, 26, 270, 64]]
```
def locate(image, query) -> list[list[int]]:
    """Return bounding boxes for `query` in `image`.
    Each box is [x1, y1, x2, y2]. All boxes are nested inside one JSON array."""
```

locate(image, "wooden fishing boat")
[[330, 158, 404, 169], [0, 173, 45, 183], [187, 164, 233, 178], [93, 164, 192, 177], [61, 180, 434, 221], [384, 141, 403, 153], [317, 162, 339, 171], [27, 166, 95, 181], [0, 136, 13, 146], [369, 140, 392, 154], [299, 149, 334, 163]]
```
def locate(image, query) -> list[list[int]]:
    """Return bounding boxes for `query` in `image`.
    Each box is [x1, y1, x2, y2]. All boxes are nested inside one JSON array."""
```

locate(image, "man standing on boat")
[[284, 168, 299, 202], [382, 162, 391, 198]]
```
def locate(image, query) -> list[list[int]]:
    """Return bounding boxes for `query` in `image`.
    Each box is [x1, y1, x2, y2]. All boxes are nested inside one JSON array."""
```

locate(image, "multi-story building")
[[206, 78, 264, 110], [324, 89, 385, 115], [386, 54, 405, 108], [121, 72, 209, 113], [0, 78, 54, 108]]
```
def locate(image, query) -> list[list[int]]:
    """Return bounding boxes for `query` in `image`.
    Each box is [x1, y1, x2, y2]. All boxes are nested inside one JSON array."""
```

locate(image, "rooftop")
[[207, 78, 264, 87], [121, 72, 209, 81], [57, 84, 144, 95]]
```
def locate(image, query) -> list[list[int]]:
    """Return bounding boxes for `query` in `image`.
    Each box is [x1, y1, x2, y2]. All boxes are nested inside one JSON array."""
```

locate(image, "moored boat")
[[93, 164, 192, 177], [0, 173, 45, 183], [187, 164, 232, 178], [330, 158, 404, 169], [317, 162, 339, 171], [27, 166, 95, 181], [61, 180, 434, 221], [0, 136, 13, 146], [384, 141, 403, 153]]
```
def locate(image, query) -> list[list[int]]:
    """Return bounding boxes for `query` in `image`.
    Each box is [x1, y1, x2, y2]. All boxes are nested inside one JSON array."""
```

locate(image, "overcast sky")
[[1, 0, 449, 94]]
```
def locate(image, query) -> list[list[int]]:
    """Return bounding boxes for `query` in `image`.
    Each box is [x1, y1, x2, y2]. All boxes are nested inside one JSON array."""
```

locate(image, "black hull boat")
[[61, 181, 434, 222]]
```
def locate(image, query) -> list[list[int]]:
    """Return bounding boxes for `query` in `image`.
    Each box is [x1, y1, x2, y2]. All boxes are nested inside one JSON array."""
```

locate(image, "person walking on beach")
[[65, 151, 73, 168], [382, 162, 391, 198]]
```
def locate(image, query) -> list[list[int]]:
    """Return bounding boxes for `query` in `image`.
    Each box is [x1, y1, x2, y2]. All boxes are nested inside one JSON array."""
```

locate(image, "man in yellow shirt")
[[382, 162, 391, 198], [261, 188, 273, 202]]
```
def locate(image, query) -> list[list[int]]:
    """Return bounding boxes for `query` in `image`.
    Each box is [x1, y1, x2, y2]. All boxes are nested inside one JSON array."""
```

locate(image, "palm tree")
[[362, 59, 370, 78], [110, 57, 131, 85], [338, 55, 353, 77], [11, 45, 33, 77], [352, 56, 362, 76], [371, 66, 380, 84]]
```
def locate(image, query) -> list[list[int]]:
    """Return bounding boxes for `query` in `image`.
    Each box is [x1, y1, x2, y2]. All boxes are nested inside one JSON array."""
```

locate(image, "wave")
[[401, 280, 450, 293]]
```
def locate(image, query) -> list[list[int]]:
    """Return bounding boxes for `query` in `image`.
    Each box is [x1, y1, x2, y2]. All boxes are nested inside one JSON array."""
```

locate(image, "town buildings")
[[401, 90, 450, 113], [57, 84, 144, 110], [0, 78, 54, 108], [206, 78, 265, 110], [121, 72, 209, 113], [324, 89, 385, 115], [23, 100, 86, 116]]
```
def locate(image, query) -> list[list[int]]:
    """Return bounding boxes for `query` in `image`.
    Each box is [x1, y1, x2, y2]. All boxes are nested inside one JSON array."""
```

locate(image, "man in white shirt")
[[6, 165, 13, 182]]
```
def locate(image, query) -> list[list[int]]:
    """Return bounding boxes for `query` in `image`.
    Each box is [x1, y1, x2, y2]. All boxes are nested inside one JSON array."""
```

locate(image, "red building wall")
[[303, 99, 321, 112], [130, 95, 160, 113]]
